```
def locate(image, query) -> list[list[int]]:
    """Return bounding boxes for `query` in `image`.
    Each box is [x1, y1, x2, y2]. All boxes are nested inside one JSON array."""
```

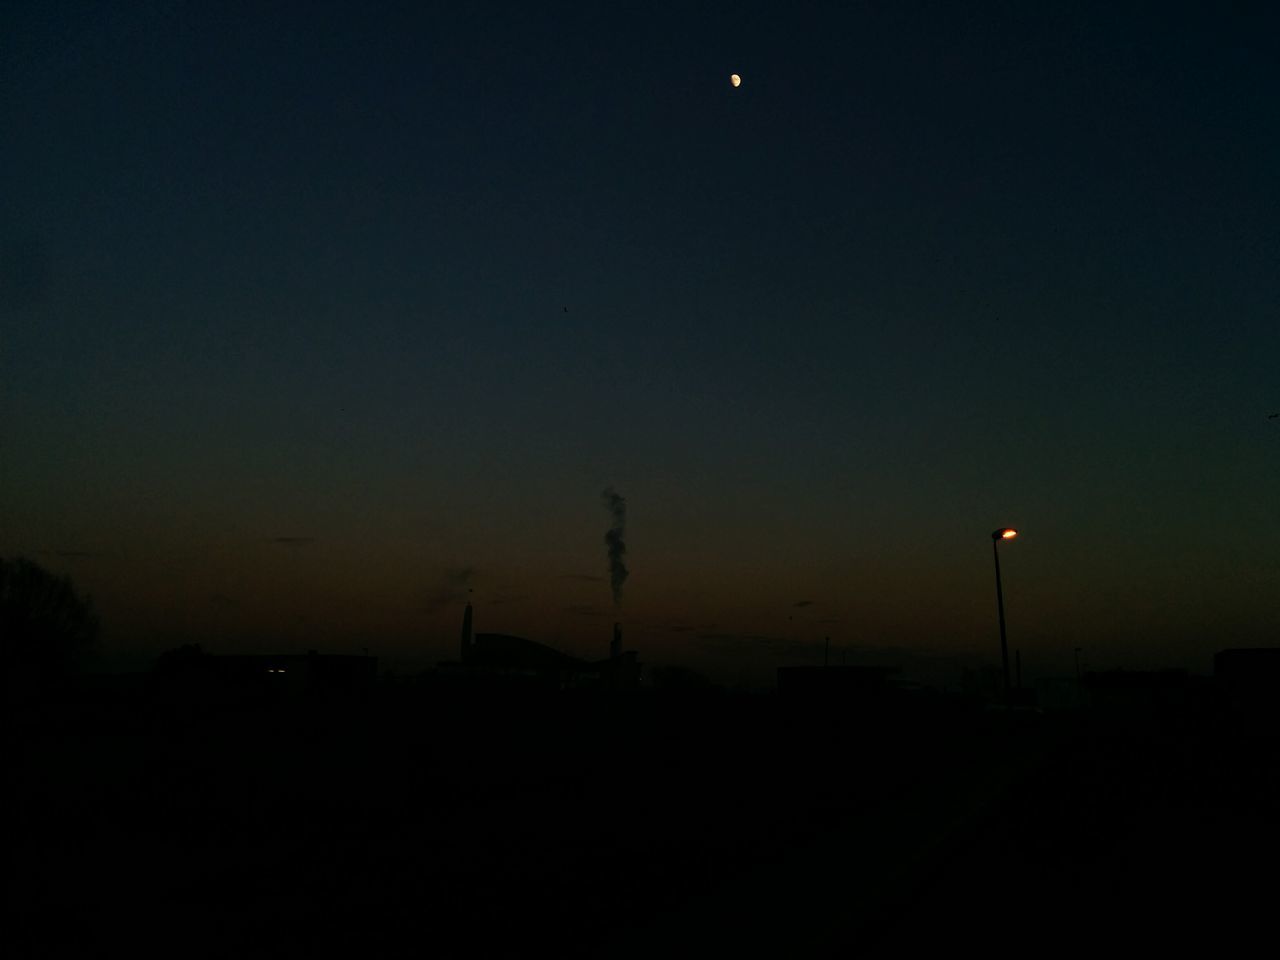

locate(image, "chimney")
[[611, 622, 622, 660], [460, 602, 473, 662]]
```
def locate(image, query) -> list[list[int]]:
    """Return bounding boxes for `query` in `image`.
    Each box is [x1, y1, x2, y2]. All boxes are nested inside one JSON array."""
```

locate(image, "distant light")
[[992, 527, 1018, 540], [730, 74, 741, 88], [1002, 529, 1018, 539]]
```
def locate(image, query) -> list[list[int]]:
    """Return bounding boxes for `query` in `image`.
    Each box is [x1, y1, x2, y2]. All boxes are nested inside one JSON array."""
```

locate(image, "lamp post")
[[991, 527, 1018, 704]]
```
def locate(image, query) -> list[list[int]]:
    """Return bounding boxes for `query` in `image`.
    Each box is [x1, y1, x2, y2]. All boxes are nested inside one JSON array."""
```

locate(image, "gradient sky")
[[3, 1, 1277, 684]]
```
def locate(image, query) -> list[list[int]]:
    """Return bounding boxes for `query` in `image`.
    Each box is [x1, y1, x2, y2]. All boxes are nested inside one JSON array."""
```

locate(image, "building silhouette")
[[442, 603, 640, 690], [776, 665, 902, 705], [1214, 647, 1280, 731], [152, 645, 377, 703]]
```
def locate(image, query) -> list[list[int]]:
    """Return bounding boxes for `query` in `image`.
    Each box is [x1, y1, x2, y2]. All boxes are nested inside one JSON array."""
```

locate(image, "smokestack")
[[460, 602, 473, 662], [612, 622, 622, 660], [601, 487, 628, 608]]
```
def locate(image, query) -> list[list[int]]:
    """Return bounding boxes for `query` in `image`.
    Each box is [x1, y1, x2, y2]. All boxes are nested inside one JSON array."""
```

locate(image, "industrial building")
[[776, 665, 903, 703], [437, 603, 641, 690], [152, 645, 377, 702], [1214, 648, 1280, 730]]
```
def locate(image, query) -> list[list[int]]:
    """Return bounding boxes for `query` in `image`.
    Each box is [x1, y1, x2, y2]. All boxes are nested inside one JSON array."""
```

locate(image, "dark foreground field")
[[9, 682, 1278, 957]]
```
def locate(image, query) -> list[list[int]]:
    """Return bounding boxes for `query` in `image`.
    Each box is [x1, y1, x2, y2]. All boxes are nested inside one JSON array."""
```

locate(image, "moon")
[[730, 74, 741, 88]]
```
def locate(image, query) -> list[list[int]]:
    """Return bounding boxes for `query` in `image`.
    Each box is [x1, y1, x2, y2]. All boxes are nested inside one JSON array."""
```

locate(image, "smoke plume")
[[601, 487, 628, 607]]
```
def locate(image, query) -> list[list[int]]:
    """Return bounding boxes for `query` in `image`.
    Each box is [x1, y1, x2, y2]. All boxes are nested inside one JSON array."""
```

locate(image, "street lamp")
[[991, 527, 1018, 704]]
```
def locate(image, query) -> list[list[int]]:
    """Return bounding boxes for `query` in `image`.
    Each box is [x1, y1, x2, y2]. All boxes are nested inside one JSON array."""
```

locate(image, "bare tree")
[[1, 557, 100, 689]]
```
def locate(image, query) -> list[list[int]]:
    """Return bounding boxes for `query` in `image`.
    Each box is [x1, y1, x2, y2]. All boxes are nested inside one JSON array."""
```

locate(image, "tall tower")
[[460, 602, 473, 662]]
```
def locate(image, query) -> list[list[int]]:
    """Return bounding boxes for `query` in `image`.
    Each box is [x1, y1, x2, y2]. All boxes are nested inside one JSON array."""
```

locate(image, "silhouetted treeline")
[[2, 556, 98, 706]]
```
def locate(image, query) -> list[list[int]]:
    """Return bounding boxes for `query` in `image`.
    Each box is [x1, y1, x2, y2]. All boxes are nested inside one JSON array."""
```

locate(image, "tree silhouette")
[[1, 557, 99, 688]]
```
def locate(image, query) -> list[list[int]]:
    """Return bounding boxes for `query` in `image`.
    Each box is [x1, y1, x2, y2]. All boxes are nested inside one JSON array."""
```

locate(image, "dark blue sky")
[[3, 1, 1277, 683]]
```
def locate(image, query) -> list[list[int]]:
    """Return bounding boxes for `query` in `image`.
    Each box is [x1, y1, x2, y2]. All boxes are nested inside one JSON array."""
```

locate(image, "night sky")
[[3, 1, 1276, 684]]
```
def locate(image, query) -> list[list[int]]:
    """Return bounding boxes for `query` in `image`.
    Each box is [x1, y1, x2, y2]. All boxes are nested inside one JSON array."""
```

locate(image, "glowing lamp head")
[[993, 528, 1018, 541]]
